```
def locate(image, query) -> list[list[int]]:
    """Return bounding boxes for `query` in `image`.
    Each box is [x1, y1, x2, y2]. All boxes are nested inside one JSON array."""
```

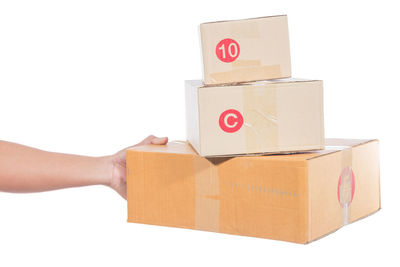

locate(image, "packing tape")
[[338, 148, 354, 226], [209, 64, 281, 84], [232, 59, 261, 68], [242, 83, 279, 152], [193, 157, 220, 232]]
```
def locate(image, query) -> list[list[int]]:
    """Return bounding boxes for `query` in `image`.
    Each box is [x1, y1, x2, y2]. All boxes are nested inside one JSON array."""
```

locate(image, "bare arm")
[[0, 135, 168, 198], [0, 140, 112, 192]]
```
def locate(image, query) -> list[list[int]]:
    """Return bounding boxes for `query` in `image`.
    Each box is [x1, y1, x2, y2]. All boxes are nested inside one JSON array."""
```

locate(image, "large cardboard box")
[[200, 15, 291, 85], [185, 78, 324, 157], [126, 139, 380, 244]]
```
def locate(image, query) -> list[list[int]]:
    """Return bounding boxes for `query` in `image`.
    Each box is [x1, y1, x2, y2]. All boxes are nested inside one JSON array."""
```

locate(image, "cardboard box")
[[126, 139, 380, 244], [185, 78, 324, 157], [200, 15, 291, 85]]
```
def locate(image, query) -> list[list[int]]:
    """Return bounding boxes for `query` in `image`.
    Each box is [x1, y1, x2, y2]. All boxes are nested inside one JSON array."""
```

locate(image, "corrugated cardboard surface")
[[307, 139, 380, 241], [200, 15, 291, 85], [185, 78, 324, 156], [126, 139, 380, 244]]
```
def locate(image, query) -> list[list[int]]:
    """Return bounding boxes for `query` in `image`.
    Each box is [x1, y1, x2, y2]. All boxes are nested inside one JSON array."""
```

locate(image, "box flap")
[[128, 139, 377, 160], [189, 78, 322, 88], [201, 15, 287, 25], [308, 139, 378, 160]]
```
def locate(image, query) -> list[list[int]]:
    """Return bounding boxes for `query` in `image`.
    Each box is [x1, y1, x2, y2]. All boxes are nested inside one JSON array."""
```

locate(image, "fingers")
[[111, 135, 168, 200], [132, 136, 167, 148], [138, 135, 156, 145], [112, 182, 127, 200], [150, 136, 168, 145], [134, 135, 155, 146], [136, 135, 168, 146], [119, 189, 127, 200]]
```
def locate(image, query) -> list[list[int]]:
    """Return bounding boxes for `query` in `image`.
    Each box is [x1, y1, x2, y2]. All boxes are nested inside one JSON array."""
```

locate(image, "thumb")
[[150, 137, 168, 145]]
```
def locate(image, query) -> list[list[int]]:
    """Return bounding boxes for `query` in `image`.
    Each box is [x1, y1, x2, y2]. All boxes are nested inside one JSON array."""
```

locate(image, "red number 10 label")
[[216, 38, 240, 63]]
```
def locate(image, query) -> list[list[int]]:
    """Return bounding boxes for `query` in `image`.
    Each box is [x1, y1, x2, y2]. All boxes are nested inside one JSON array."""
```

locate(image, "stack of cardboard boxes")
[[126, 15, 380, 243]]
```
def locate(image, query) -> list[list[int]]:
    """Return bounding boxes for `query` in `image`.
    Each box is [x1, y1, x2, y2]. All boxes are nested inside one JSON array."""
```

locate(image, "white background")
[[1, 0, 399, 266]]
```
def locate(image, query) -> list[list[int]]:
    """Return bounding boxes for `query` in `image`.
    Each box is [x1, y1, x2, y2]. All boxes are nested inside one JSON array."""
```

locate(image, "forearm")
[[0, 140, 112, 193]]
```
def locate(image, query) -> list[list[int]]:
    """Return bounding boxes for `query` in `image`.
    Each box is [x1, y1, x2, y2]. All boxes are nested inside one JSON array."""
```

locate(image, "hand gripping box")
[[200, 15, 291, 85], [185, 78, 324, 157], [126, 139, 380, 244]]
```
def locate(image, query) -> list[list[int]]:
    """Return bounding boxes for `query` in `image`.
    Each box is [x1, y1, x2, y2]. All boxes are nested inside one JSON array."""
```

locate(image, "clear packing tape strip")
[[339, 147, 354, 226], [243, 83, 279, 152], [172, 138, 220, 232], [209, 62, 282, 84], [194, 157, 220, 232], [325, 145, 354, 226]]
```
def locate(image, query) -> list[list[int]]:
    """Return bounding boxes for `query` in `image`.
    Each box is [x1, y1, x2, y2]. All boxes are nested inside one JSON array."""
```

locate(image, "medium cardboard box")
[[200, 15, 291, 85], [185, 78, 324, 157], [126, 139, 380, 244]]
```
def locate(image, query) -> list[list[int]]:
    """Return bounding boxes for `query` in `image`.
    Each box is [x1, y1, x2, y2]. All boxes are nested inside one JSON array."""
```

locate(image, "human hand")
[[107, 135, 168, 199]]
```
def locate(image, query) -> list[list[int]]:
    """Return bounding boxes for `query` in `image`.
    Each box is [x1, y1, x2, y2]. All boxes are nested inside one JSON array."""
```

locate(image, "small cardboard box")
[[200, 15, 291, 85], [185, 78, 324, 157], [126, 139, 380, 244]]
